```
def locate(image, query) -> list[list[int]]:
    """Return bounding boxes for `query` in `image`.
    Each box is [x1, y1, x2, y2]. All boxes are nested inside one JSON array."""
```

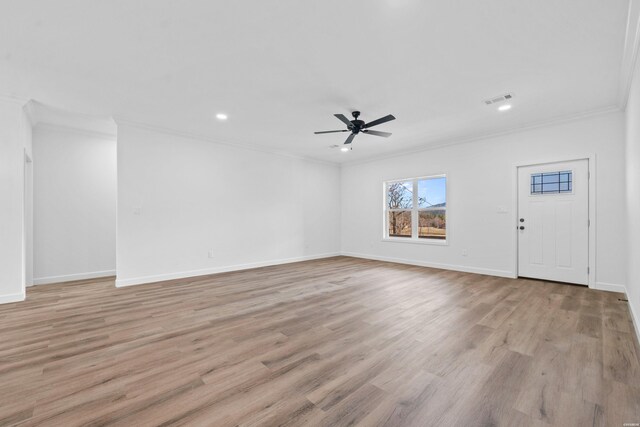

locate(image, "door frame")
[[511, 154, 596, 288], [24, 148, 33, 288]]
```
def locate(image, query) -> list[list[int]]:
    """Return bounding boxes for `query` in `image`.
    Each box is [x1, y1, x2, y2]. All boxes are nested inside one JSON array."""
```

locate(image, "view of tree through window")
[[387, 181, 413, 237], [386, 176, 446, 241]]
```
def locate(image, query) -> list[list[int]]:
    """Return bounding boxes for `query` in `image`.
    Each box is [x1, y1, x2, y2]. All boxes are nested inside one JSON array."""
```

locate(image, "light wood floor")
[[1, 257, 639, 426]]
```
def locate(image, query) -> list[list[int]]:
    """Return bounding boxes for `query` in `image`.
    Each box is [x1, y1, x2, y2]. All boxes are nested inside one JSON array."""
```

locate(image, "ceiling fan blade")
[[344, 133, 356, 145], [364, 114, 396, 129], [314, 129, 349, 134], [364, 130, 392, 138], [334, 114, 354, 128]]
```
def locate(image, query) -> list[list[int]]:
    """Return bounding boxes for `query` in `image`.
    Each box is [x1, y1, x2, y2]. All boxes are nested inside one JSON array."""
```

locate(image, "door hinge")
[[588, 219, 591, 227], [588, 171, 591, 179], [587, 267, 590, 275]]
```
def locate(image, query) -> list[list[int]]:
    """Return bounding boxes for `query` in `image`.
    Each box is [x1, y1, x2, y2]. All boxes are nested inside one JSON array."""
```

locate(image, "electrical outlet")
[[462, 249, 468, 257], [208, 250, 214, 259]]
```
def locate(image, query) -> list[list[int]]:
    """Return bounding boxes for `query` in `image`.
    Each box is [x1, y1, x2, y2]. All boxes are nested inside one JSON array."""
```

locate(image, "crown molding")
[[33, 122, 116, 140], [0, 93, 30, 106], [113, 116, 339, 168], [342, 105, 621, 168], [26, 100, 117, 136], [619, 0, 640, 110]]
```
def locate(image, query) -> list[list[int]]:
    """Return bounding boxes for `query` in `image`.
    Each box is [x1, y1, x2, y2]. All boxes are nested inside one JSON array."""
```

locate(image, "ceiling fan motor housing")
[[351, 110, 364, 133], [351, 120, 365, 133]]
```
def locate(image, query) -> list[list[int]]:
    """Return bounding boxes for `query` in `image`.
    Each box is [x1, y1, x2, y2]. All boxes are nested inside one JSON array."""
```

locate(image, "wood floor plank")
[[0, 256, 638, 426]]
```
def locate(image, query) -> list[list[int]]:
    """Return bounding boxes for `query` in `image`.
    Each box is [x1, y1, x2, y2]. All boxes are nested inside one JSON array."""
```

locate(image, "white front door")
[[517, 159, 589, 285]]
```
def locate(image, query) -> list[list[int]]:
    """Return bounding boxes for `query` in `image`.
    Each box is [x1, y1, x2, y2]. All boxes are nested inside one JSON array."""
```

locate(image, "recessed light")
[[216, 113, 228, 120], [498, 104, 512, 112], [341, 147, 350, 152]]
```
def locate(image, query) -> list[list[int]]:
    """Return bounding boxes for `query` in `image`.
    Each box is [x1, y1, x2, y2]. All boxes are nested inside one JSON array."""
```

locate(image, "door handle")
[[519, 226, 525, 230]]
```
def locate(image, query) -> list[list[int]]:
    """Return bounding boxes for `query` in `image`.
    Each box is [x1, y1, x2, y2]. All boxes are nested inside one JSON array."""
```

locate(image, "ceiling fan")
[[314, 111, 396, 146]]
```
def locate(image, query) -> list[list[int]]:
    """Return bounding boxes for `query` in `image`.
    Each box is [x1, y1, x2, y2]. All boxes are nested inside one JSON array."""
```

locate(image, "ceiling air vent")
[[484, 93, 513, 105]]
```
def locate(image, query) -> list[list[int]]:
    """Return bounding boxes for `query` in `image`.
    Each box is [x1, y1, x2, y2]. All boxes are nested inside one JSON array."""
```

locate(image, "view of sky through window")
[[418, 177, 446, 208]]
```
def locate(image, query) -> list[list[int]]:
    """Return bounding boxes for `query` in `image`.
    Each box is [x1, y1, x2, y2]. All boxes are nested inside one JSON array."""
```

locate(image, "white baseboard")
[[587, 283, 639, 345], [0, 291, 25, 304], [627, 293, 640, 348], [32, 270, 116, 286], [340, 252, 515, 279], [115, 253, 341, 287], [594, 282, 627, 293]]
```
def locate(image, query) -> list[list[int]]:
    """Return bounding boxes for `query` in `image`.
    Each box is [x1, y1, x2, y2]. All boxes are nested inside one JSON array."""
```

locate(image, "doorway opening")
[[25, 101, 117, 290]]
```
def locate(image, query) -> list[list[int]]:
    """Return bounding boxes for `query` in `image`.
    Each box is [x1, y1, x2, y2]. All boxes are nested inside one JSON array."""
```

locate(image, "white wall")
[[0, 97, 31, 303], [116, 124, 341, 287], [341, 111, 627, 289], [33, 126, 117, 284], [626, 47, 640, 335]]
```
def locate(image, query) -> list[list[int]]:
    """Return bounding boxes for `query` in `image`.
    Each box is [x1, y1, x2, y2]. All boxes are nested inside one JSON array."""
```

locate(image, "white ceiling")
[[0, 0, 631, 163]]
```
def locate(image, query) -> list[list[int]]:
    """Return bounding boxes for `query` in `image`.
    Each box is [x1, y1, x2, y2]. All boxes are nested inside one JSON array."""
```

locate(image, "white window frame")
[[383, 174, 448, 245]]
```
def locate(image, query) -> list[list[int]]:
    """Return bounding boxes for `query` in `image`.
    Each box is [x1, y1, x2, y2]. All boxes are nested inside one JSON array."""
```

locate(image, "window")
[[531, 171, 572, 194], [385, 175, 446, 242]]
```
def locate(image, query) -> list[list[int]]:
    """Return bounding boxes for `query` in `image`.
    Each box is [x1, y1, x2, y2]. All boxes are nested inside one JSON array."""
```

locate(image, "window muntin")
[[385, 175, 447, 242], [531, 171, 572, 195]]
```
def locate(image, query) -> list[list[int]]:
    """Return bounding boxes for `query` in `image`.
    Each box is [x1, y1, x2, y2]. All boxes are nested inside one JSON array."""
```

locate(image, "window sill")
[[382, 238, 448, 246]]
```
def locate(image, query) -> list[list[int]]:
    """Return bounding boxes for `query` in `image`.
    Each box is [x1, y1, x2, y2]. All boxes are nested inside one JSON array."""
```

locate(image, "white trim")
[[0, 93, 30, 106], [384, 173, 447, 184], [341, 252, 514, 279], [114, 117, 338, 168], [23, 100, 38, 126], [382, 238, 447, 246], [32, 270, 116, 285], [619, 0, 640, 110], [627, 292, 640, 348], [0, 292, 26, 305], [115, 253, 340, 287], [25, 100, 117, 136], [594, 282, 627, 293], [342, 106, 620, 168], [512, 155, 597, 288], [33, 122, 117, 140]]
